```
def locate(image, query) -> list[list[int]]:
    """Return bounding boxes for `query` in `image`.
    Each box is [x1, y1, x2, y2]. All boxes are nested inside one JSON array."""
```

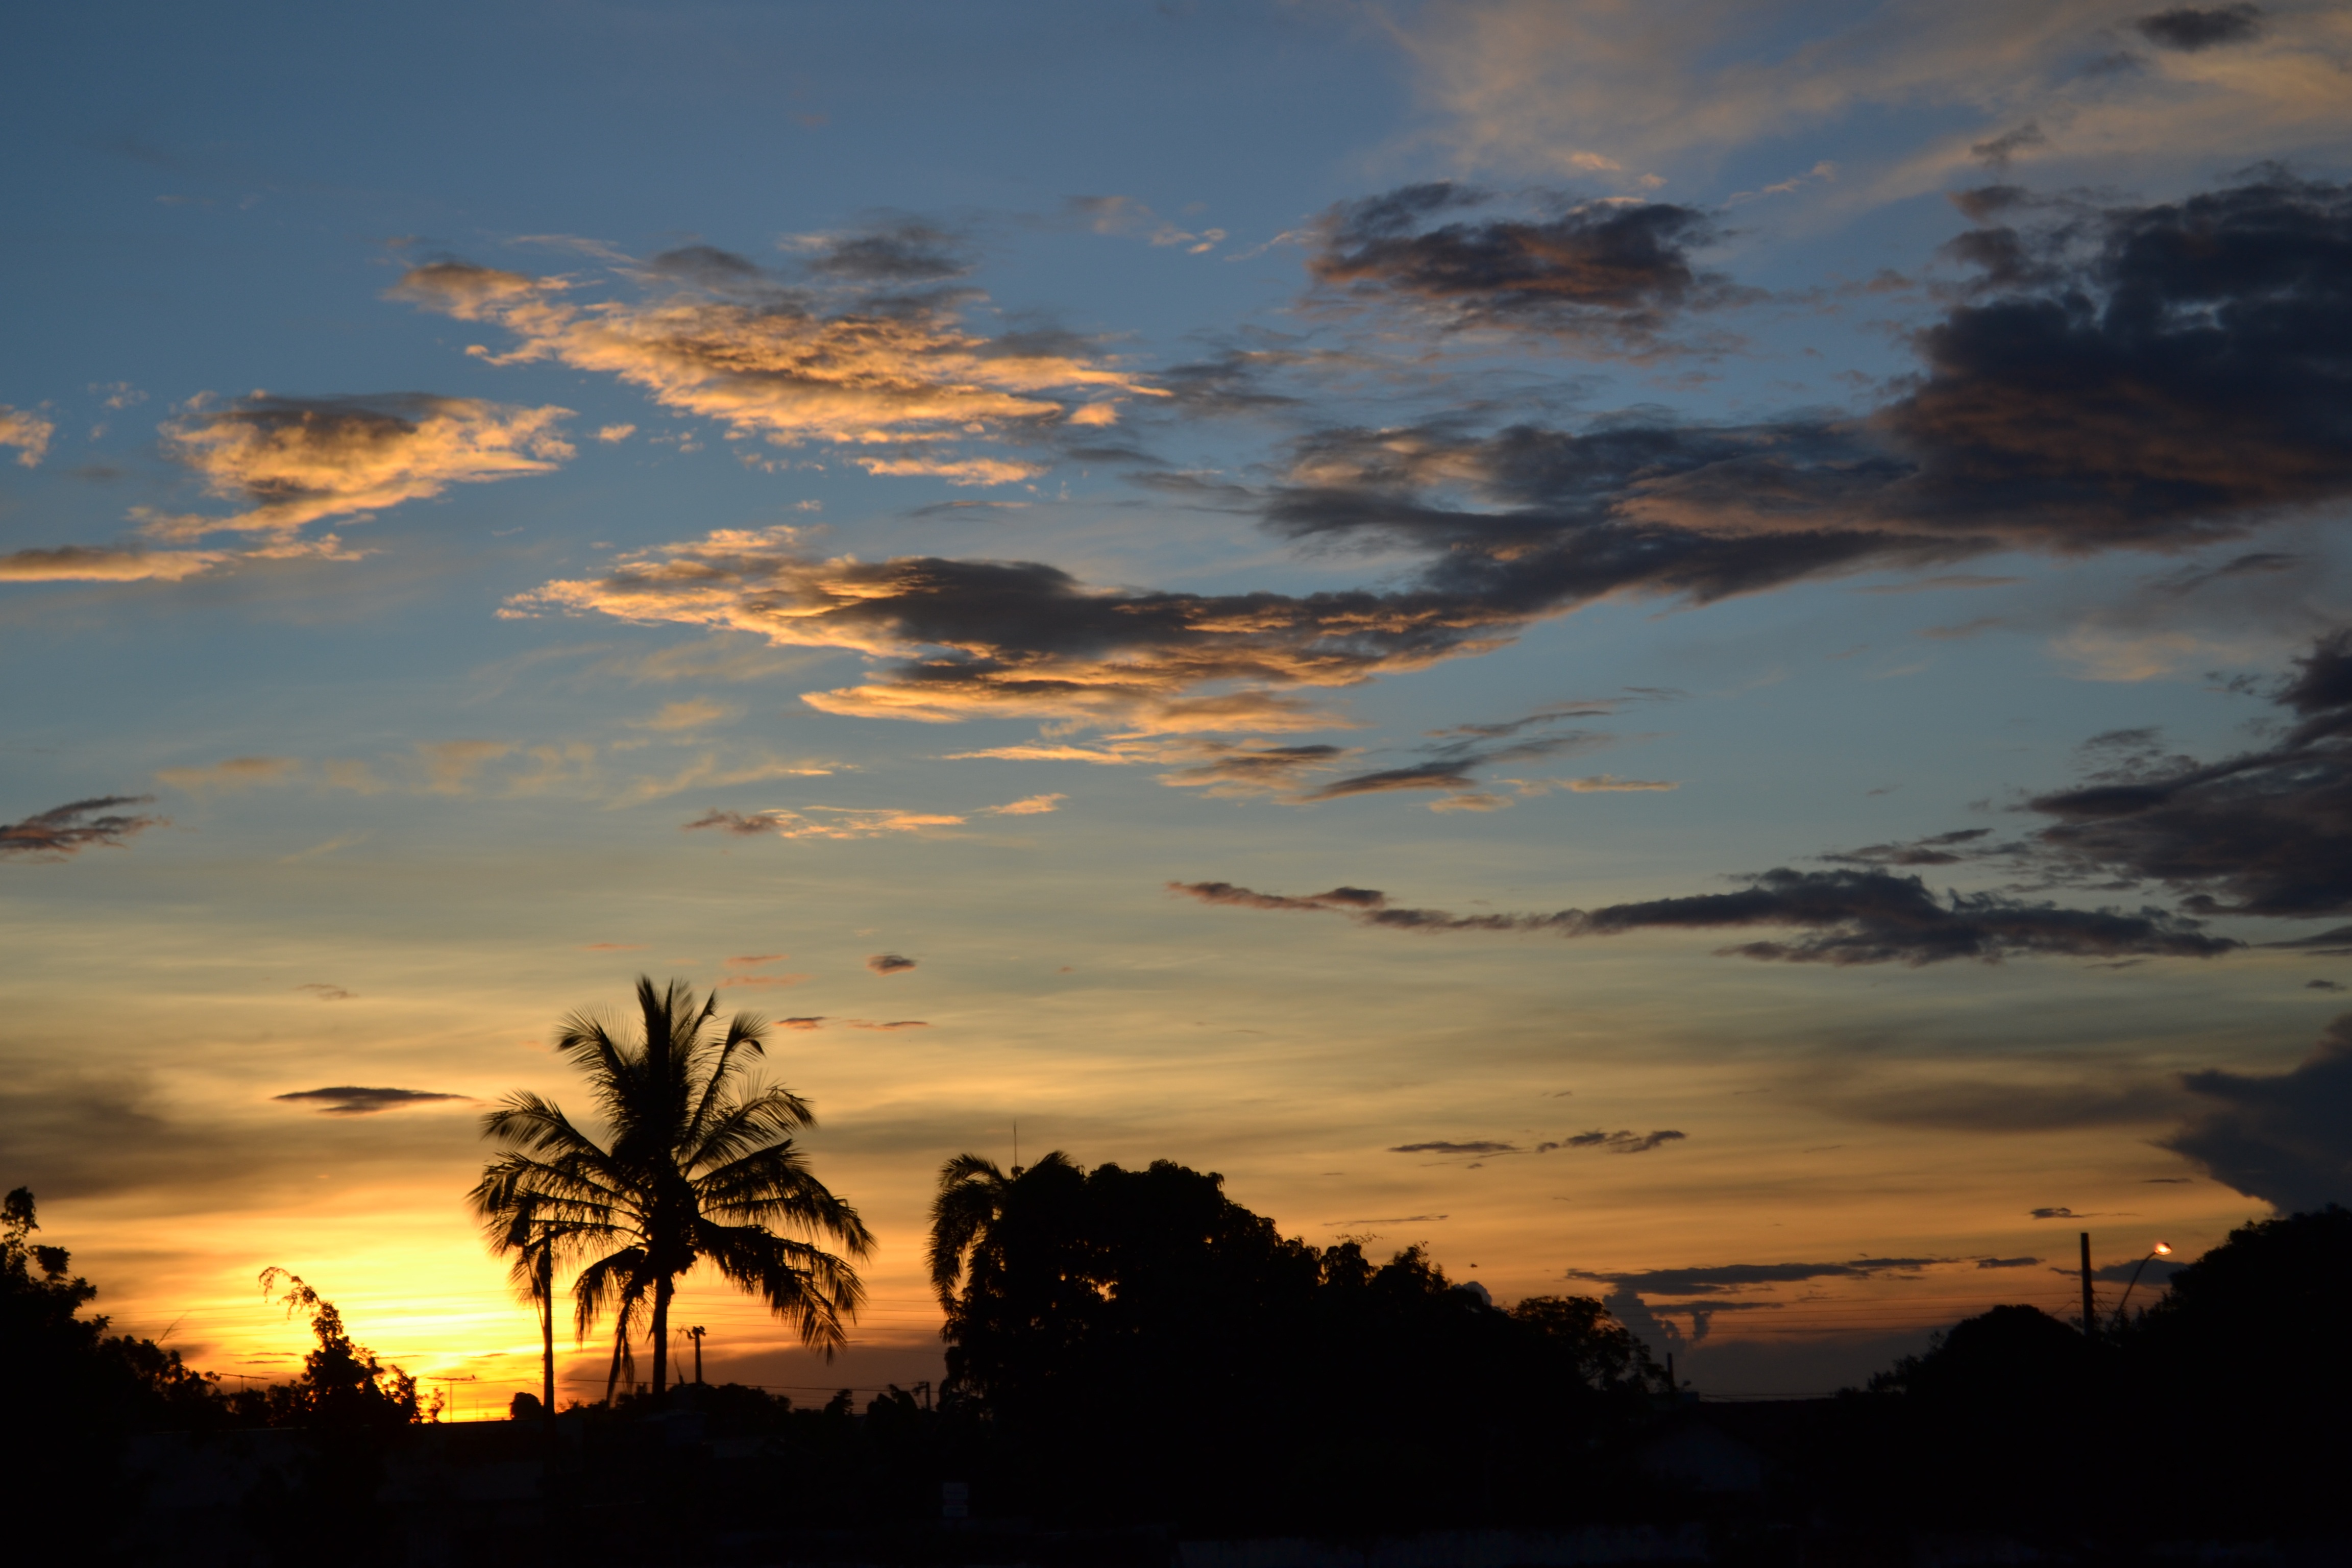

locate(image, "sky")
[[5, 0, 2351, 1408]]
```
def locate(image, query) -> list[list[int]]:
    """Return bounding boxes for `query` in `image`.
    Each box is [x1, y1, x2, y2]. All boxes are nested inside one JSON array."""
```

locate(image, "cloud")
[[2163, 1012, 2352, 1212], [507, 525, 1466, 735], [2028, 629, 2352, 918], [390, 254, 1155, 484], [682, 805, 963, 840], [866, 953, 918, 975], [1391, 0, 2340, 199], [1390, 1140, 1517, 1156], [148, 394, 572, 540], [596, 423, 636, 443], [0, 796, 165, 861], [292, 984, 352, 1001], [270, 1086, 472, 1116], [2029, 1207, 2082, 1219], [715, 972, 811, 989], [1307, 184, 1757, 354], [629, 699, 738, 731], [1168, 870, 2236, 967], [512, 177, 2352, 741], [1304, 729, 1611, 805], [778, 1016, 826, 1030], [1569, 1257, 1955, 1296], [1977, 1256, 2042, 1269], [154, 755, 303, 794], [797, 219, 978, 282], [0, 545, 234, 582], [1824, 828, 1999, 867], [981, 793, 1064, 816], [725, 953, 789, 968], [844, 1019, 928, 1030], [1257, 172, 2352, 617], [1560, 1128, 1686, 1153], [2135, 6, 2265, 52], [581, 942, 646, 951], [0, 407, 57, 465]]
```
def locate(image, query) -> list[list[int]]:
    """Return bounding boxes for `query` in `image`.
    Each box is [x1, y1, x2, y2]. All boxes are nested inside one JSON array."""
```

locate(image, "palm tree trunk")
[[650, 1274, 672, 1401], [537, 1250, 555, 1432]]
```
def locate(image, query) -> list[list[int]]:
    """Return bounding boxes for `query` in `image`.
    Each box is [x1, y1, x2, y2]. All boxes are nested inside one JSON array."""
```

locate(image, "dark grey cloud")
[[1304, 729, 1605, 802], [2029, 629, 2352, 918], [0, 796, 164, 861], [1169, 869, 2235, 967], [2135, 5, 2264, 51], [806, 222, 976, 283], [1560, 1129, 1685, 1153], [682, 809, 776, 836], [1260, 172, 2352, 627], [271, 1086, 473, 1116], [1977, 1256, 2042, 1269], [2163, 1012, 2352, 1212], [1308, 184, 1758, 354], [1388, 1130, 1682, 1157], [865, 952, 918, 975], [1568, 1257, 1953, 1295], [648, 244, 770, 287], [1390, 1140, 1516, 1156], [1823, 827, 1997, 867], [2029, 1207, 2083, 1219], [1155, 743, 1355, 794]]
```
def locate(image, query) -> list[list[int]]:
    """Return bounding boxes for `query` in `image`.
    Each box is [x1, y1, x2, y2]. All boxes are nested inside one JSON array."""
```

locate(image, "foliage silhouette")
[[472, 975, 873, 1402], [926, 1152, 1665, 1532], [253, 1267, 428, 1429]]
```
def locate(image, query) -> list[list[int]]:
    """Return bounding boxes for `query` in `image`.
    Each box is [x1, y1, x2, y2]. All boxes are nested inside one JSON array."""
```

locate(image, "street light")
[[2110, 1241, 2173, 1329]]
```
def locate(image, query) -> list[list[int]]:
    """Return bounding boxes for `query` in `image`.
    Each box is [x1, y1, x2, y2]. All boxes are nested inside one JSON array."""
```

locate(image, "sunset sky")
[[7, 0, 2351, 1408]]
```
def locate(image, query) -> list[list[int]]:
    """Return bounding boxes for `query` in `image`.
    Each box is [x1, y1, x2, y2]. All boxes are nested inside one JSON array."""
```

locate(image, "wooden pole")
[[2079, 1232, 2096, 1338]]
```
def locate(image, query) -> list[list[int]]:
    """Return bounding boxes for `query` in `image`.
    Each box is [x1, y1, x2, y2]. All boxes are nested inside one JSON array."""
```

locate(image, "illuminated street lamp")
[[2110, 1241, 2174, 1329]]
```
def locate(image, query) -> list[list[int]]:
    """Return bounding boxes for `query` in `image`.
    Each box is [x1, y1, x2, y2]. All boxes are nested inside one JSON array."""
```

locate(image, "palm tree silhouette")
[[484, 1194, 562, 1429], [472, 976, 872, 1403], [927, 1148, 1075, 1308]]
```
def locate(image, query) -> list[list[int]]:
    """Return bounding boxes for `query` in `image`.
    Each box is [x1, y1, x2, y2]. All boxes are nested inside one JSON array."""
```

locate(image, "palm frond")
[[697, 1221, 865, 1357]]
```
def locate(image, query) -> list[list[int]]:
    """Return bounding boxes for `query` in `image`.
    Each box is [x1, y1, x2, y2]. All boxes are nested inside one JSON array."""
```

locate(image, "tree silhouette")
[[471, 975, 873, 1402], [926, 1148, 1077, 1307], [256, 1267, 427, 1428]]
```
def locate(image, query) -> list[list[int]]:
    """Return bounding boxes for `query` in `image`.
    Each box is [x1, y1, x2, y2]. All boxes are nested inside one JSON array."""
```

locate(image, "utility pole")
[[2079, 1232, 2096, 1339], [687, 1325, 705, 1386]]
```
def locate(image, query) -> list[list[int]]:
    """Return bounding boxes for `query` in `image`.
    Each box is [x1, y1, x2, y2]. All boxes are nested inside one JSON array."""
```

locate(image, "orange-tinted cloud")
[[508, 526, 1484, 735], [0, 545, 231, 582], [0, 406, 56, 467], [146, 393, 572, 540], [390, 252, 1156, 483]]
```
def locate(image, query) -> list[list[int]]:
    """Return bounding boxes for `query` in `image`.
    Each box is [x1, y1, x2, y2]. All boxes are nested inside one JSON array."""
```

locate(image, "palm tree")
[[472, 976, 873, 1403], [482, 1193, 561, 1430], [927, 1148, 1076, 1308]]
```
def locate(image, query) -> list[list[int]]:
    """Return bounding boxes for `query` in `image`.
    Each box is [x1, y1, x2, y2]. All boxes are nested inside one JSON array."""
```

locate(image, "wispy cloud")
[[0, 796, 165, 861], [865, 953, 918, 975], [270, 1085, 472, 1116], [682, 805, 963, 840], [1170, 871, 2237, 967], [981, 793, 1065, 816]]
